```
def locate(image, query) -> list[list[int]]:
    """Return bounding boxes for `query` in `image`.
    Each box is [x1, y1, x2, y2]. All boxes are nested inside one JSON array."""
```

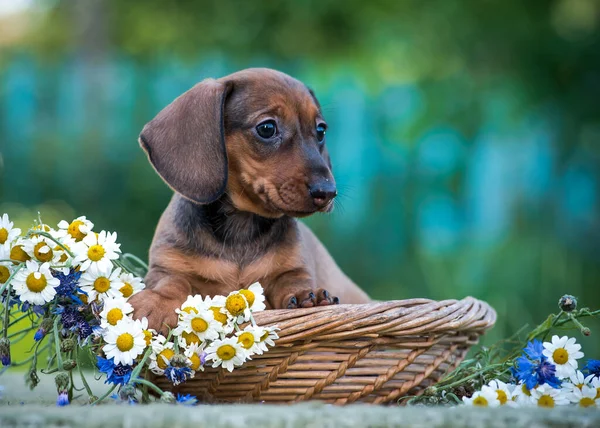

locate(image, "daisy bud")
[[26, 367, 40, 390], [62, 359, 77, 371], [582, 327, 591, 336], [0, 338, 11, 366], [558, 295, 577, 312], [60, 338, 75, 353], [55, 372, 70, 391], [161, 391, 176, 403]]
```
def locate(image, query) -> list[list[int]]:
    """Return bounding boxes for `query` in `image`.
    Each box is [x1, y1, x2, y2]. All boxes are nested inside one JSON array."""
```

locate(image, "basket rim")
[[252, 296, 496, 345]]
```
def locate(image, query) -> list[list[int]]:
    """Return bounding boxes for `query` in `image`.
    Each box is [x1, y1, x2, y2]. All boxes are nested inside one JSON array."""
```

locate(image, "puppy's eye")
[[316, 124, 327, 142], [256, 120, 277, 139]]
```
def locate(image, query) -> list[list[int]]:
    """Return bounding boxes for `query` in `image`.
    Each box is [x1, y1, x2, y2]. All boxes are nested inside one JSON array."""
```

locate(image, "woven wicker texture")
[[154, 297, 496, 404]]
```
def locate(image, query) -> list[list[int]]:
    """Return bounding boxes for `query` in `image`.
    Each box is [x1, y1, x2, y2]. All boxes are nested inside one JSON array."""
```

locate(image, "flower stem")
[[133, 377, 165, 396], [2, 284, 12, 339], [52, 316, 64, 368], [76, 346, 95, 399], [90, 384, 117, 406], [127, 347, 153, 384]]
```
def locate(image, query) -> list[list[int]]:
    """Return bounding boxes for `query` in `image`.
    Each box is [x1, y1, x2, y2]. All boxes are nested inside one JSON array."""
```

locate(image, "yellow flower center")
[[210, 307, 228, 325], [87, 244, 106, 262], [119, 283, 134, 298], [260, 331, 269, 341], [182, 306, 198, 314], [106, 308, 123, 326], [225, 294, 247, 316], [596, 388, 600, 400], [143, 330, 152, 346], [191, 318, 208, 333], [181, 331, 200, 345], [237, 332, 255, 350], [57, 251, 69, 264], [67, 220, 87, 241], [93, 277, 111, 293], [0, 266, 10, 284], [537, 395, 555, 408], [472, 396, 489, 406], [0, 228, 8, 244], [216, 344, 236, 361], [552, 348, 569, 365], [580, 397, 596, 408], [78, 293, 89, 304], [189, 353, 201, 371], [157, 349, 174, 370], [10, 245, 31, 263], [33, 242, 53, 262], [576, 383, 584, 390], [239, 289, 255, 307], [116, 333, 134, 352], [496, 390, 508, 405], [26, 272, 47, 292], [522, 384, 531, 396]]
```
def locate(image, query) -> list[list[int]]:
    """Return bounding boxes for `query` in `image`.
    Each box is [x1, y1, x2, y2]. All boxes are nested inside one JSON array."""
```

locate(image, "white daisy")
[[148, 335, 175, 375], [486, 379, 513, 406], [99, 296, 134, 329], [204, 336, 247, 372], [562, 370, 589, 394], [223, 291, 251, 323], [530, 383, 569, 408], [135, 317, 155, 347], [72, 230, 121, 272], [205, 295, 235, 335], [235, 325, 263, 357], [252, 325, 280, 355], [23, 236, 62, 265], [9, 238, 32, 264], [586, 375, 600, 399], [174, 308, 221, 348], [511, 382, 534, 406], [542, 335, 584, 379], [462, 386, 500, 407], [11, 260, 60, 305], [239, 282, 266, 314], [50, 234, 77, 272], [0, 245, 14, 285], [79, 265, 122, 302], [0, 213, 21, 247], [569, 385, 598, 408], [56, 216, 94, 242], [184, 343, 205, 373], [114, 272, 144, 299], [177, 295, 209, 316], [102, 318, 146, 366]]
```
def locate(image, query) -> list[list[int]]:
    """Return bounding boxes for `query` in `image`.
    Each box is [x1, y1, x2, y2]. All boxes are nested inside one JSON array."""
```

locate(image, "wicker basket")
[[154, 297, 496, 405]]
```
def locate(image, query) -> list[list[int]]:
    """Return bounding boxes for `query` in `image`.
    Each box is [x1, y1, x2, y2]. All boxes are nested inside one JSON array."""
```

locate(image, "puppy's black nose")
[[309, 180, 337, 207]]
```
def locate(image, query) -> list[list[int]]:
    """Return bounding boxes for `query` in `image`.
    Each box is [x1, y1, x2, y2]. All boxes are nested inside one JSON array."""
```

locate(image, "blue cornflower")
[[77, 320, 93, 341], [33, 329, 45, 342], [583, 359, 600, 378], [19, 302, 46, 317], [176, 393, 198, 405], [97, 356, 133, 385], [523, 339, 544, 360], [512, 340, 561, 389], [56, 390, 69, 407], [60, 306, 83, 329], [54, 269, 82, 298], [164, 365, 193, 386]]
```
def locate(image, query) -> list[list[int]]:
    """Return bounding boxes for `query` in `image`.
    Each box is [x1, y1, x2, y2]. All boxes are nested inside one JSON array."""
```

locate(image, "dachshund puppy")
[[130, 68, 370, 331]]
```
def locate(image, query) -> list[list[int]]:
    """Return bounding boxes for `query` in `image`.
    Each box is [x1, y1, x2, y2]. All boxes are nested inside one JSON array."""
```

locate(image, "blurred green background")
[[1, 0, 599, 356]]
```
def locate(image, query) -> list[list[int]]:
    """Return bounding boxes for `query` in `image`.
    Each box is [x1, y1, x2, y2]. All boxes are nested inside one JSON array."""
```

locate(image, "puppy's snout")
[[308, 180, 337, 208]]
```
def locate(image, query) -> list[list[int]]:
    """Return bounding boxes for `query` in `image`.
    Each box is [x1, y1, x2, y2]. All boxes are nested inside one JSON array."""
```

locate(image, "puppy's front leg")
[[129, 274, 192, 333], [266, 269, 339, 309]]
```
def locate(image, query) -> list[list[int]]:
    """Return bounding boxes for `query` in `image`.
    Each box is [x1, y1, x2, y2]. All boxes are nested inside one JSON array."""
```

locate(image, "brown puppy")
[[130, 68, 370, 331]]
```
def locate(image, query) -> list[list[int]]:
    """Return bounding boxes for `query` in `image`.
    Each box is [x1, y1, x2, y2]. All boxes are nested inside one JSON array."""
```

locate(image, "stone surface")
[[1, 373, 600, 427]]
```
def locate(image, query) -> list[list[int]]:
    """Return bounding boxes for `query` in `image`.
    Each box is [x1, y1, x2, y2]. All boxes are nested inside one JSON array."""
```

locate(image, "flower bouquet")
[[0, 213, 278, 405], [405, 295, 600, 409]]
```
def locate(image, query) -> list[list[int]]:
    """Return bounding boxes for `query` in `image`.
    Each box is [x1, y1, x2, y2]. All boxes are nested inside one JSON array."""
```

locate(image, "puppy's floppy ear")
[[139, 79, 232, 204]]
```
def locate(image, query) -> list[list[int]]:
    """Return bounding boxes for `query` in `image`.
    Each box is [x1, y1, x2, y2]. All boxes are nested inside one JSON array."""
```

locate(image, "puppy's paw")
[[315, 288, 339, 306], [283, 289, 318, 309], [128, 290, 181, 334]]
